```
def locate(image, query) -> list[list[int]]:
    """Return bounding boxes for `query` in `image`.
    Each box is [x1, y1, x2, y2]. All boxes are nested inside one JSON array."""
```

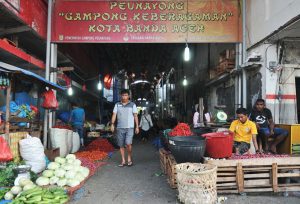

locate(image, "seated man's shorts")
[[117, 128, 134, 148], [259, 128, 288, 137], [234, 141, 250, 155]]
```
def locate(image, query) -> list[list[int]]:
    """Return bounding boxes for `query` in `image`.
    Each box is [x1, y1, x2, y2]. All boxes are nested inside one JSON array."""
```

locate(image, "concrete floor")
[[72, 139, 300, 204]]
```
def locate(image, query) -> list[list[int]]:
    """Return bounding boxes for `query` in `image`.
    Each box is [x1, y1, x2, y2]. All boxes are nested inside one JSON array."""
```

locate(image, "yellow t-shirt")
[[229, 119, 258, 143]]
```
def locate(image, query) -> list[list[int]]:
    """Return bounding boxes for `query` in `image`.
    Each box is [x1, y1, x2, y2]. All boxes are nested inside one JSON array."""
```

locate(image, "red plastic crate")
[[202, 132, 234, 158]]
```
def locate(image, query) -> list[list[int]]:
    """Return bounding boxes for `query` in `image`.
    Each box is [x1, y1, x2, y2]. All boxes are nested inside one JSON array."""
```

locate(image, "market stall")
[[0, 62, 64, 142], [0, 62, 117, 203], [158, 122, 300, 201]]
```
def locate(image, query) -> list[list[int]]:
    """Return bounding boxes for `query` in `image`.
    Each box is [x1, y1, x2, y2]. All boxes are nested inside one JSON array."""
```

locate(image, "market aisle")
[[71, 139, 177, 204]]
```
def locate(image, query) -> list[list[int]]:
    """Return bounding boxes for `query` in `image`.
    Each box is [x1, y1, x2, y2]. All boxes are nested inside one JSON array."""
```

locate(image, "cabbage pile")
[[36, 154, 90, 188]]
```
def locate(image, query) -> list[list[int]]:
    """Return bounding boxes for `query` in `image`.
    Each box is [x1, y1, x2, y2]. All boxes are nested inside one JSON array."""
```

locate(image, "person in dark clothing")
[[250, 99, 288, 153], [69, 103, 85, 146]]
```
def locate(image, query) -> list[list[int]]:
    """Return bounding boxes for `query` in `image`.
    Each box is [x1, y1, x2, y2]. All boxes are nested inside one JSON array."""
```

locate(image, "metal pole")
[[43, 0, 53, 148], [242, 0, 247, 108], [161, 77, 164, 119], [5, 79, 11, 144], [49, 43, 57, 129]]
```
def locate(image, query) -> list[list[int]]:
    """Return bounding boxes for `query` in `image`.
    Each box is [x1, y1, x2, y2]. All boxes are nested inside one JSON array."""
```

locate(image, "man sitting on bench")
[[250, 99, 288, 154]]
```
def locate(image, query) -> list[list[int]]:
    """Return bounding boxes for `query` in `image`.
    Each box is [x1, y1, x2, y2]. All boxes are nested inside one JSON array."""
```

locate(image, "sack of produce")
[[66, 130, 73, 154], [50, 128, 68, 157], [19, 135, 46, 173], [71, 132, 80, 153]]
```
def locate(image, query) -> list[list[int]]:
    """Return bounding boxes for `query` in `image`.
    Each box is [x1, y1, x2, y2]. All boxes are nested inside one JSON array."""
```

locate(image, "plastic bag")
[[19, 135, 46, 173], [41, 90, 58, 110], [0, 136, 13, 162]]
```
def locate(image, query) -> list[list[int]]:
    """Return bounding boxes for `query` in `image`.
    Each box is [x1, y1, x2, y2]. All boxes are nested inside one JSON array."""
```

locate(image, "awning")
[[0, 61, 65, 91]]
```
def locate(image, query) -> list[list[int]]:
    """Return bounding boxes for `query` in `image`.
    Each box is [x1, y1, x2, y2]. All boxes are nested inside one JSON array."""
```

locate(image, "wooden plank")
[[243, 188, 273, 193], [244, 173, 270, 178], [217, 182, 237, 187], [217, 189, 239, 194], [244, 179, 271, 186], [236, 163, 244, 193], [272, 163, 278, 192], [218, 168, 237, 171], [278, 183, 300, 187], [205, 157, 300, 166], [278, 186, 300, 192], [277, 172, 300, 178], [218, 172, 237, 176], [278, 166, 300, 169], [243, 167, 272, 171], [217, 177, 236, 182]]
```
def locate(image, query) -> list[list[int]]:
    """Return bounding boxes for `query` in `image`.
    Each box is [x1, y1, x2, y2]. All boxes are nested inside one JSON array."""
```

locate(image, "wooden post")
[[236, 163, 244, 193], [199, 97, 204, 126], [5, 78, 11, 144], [272, 163, 278, 192]]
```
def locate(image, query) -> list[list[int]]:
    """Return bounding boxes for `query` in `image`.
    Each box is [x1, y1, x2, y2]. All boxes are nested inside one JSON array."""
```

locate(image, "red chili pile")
[[168, 123, 193, 137], [85, 138, 115, 152], [75, 150, 108, 162]]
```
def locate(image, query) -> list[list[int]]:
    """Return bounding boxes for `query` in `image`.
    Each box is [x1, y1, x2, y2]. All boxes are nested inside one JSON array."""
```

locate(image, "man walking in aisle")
[[111, 89, 139, 167]]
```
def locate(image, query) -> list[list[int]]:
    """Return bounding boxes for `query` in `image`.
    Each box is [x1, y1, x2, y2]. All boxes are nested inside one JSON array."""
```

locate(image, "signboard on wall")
[[52, 0, 242, 43]]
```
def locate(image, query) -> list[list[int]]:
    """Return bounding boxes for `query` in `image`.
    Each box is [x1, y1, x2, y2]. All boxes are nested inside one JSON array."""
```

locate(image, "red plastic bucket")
[[202, 131, 234, 158]]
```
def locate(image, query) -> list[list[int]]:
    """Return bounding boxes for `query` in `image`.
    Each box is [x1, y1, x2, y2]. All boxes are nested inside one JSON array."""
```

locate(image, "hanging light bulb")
[[184, 43, 190, 61], [183, 76, 188, 86], [67, 87, 73, 96], [97, 81, 102, 90]]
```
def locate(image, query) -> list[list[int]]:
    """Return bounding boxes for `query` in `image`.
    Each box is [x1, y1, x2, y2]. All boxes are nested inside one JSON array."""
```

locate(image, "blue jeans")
[[259, 128, 288, 137], [73, 125, 84, 139]]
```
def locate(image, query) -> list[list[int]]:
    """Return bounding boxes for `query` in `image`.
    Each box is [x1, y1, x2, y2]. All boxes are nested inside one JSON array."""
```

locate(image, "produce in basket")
[[168, 123, 193, 137]]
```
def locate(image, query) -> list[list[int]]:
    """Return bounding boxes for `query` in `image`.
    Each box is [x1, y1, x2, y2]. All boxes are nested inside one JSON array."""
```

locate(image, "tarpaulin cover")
[[0, 61, 65, 91]]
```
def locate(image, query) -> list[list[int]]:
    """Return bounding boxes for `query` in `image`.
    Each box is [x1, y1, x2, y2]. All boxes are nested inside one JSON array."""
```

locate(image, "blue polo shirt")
[[70, 107, 85, 126], [113, 101, 138, 129]]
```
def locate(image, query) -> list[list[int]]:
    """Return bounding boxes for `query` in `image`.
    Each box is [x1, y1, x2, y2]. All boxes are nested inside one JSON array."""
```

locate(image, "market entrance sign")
[[52, 0, 242, 43]]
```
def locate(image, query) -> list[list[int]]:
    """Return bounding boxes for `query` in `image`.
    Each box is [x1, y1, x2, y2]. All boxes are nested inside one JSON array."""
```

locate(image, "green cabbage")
[[36, 177, 50, 186], [54, 169, 66, 178], [66, 179, 80, 187], [66, 154, 76, 160], [47, 162, 60, 170], [55, 157, 66, 165], [49, 176, 59, 185], [57, 178, 67, 187], [42, 170, 54, 178]]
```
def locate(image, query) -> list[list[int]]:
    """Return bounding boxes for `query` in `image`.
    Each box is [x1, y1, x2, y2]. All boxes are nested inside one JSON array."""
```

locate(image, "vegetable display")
[[168, 123, 193, 137], [0, 162, 18, 187], [3, 178, 37, 201], [85, 139, 115, 152], [11, 187, 68, 204], [37, 154, 90, 188], [75, 150, 108, 162]]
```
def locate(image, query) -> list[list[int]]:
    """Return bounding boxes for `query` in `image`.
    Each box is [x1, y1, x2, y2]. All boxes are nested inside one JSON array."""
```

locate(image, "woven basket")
[[176, 163, 217, 204], [9, 132, 28, 162]]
